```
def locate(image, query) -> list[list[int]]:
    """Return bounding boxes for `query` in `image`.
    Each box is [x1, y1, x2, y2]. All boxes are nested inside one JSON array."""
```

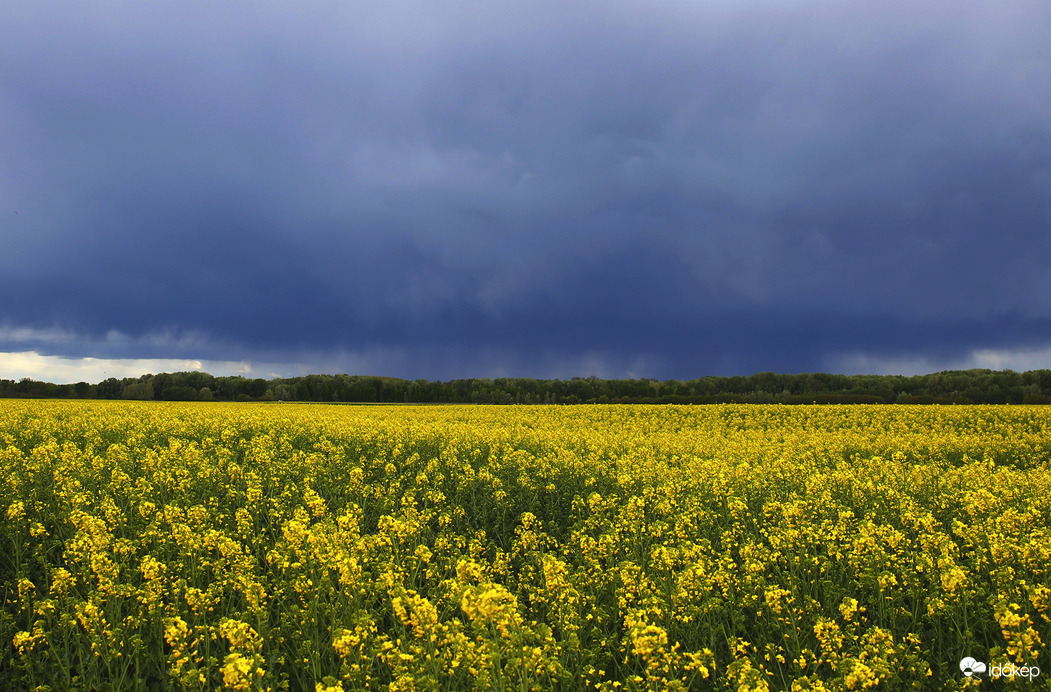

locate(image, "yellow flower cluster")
[[1, 400, 1049, 690]]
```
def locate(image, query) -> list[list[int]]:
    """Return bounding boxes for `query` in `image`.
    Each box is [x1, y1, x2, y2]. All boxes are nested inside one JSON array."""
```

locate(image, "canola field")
[[1, 400, 1049, 691]]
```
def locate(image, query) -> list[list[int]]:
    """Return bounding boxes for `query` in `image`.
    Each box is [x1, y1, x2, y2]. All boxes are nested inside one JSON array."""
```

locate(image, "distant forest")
[[3, 369, 1051, 404]]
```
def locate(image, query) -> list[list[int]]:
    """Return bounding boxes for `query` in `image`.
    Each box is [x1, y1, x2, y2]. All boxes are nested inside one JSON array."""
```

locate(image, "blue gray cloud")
[[3, 0, 1051, 380]]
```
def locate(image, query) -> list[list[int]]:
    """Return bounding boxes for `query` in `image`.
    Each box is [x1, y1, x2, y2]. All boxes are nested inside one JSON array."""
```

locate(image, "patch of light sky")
[[0, 352, 260, 385], [826, 345, 1051, 377], [4, 344, 1051, 386]]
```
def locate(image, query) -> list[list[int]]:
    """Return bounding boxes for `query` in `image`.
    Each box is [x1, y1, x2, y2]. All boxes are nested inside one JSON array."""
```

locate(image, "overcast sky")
[[3, 0, 1051, 383]]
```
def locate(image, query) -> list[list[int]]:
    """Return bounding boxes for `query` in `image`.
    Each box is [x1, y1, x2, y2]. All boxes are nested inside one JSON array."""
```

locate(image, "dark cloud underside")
[[3, 1, 1051, 379]]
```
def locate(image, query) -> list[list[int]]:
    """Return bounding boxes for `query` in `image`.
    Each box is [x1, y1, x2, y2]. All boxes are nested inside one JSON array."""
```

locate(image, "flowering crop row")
[[1, 401, 1049, 690]]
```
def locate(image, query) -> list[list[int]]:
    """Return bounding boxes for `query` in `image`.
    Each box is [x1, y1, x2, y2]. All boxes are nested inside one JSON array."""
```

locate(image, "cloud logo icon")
[[960, 657, 987, 677]]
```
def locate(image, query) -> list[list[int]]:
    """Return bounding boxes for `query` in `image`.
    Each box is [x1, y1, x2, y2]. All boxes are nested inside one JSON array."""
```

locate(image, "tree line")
[[3, 368, 1051, 404]]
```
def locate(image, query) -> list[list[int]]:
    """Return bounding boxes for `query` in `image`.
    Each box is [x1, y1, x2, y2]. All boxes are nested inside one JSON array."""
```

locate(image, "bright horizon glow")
[[824, 345, 1051, 377], [3, 346, 1050, 386], [0, 351, 262, 385]]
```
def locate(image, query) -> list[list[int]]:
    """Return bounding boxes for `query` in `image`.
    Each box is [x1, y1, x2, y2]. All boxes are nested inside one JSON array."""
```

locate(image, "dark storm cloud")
[[3, 0, 1051, 380]]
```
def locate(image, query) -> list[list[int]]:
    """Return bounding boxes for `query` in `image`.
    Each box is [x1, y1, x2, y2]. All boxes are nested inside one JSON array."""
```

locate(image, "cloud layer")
[[3, 0, 1051, 381]]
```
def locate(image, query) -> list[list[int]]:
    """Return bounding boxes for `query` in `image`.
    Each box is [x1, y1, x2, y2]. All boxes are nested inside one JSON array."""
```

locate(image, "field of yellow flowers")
[[2, 400, 1049, 691]]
